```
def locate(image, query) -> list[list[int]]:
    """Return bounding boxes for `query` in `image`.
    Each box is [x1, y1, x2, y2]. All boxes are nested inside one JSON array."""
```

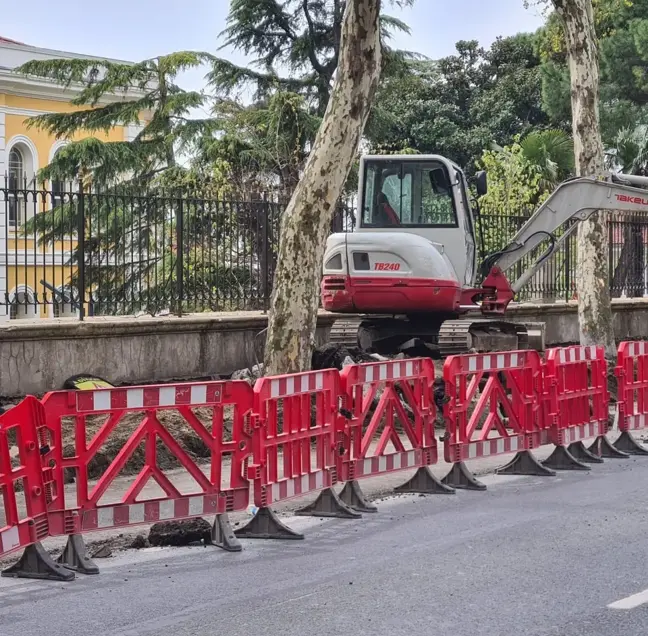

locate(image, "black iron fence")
[[474, 211, 648, 302], [0, 180, 355, 319], [1, 179, 647, 320]]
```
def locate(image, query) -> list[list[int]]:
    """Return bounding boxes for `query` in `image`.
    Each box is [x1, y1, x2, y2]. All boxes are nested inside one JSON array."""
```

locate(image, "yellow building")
[[0, 35, 146, 320]]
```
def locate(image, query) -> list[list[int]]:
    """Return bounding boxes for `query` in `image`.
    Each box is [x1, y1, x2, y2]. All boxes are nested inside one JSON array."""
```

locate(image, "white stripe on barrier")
[[159, 500, 175, 520], [97, 507, 114, 529], [627, 414, 648, 431], [159, 386, 176, 406], [561, 422, 599, 444], [0, 527, 20, 552], [629, 341, 648, 357], [355, 450, 419, 477], [188, 496, 204, 517], [127, 389, 144, 409], [94, 391, 111, 412], [190, 384, 207, 404], [129, 503, 145, 524]]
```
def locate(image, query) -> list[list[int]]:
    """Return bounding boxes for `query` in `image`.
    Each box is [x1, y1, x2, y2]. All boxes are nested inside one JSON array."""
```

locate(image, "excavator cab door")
[[357, 155, 475, 286]]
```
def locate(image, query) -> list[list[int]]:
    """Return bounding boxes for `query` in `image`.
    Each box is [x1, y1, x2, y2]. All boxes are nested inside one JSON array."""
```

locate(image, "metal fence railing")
[[0, 178, 647, 320], [0, 179, 355, 319], [475, 211, 648, 302]]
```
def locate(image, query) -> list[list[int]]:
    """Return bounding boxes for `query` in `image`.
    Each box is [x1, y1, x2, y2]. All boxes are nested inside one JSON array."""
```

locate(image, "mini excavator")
[[321, 154, 648, 356]]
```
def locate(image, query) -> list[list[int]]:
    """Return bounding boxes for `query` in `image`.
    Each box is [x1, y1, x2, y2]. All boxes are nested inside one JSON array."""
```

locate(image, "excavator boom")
[[489, 174, 648, 295]]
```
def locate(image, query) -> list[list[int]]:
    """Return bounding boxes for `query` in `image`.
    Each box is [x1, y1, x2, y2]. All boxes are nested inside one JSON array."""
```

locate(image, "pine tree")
[[17, 52, 216, 186], [210, 0, 414, 118]]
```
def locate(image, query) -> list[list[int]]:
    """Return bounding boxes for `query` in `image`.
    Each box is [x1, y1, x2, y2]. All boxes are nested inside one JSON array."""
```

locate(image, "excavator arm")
[[482, 174, 648, 295]]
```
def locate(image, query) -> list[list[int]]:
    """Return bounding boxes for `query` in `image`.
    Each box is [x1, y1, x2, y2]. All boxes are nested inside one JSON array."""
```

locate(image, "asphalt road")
[[2, 457, 648, 636]]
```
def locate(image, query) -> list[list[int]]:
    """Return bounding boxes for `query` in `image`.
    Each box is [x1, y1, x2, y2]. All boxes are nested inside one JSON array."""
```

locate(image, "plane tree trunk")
[[551, 0, 616, 356], [263, 0, 382, 375]]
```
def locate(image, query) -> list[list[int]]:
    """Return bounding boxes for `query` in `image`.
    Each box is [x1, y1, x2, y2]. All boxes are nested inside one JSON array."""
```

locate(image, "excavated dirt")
[[60, 407, 227, 482], [607, 361, 618, 401]]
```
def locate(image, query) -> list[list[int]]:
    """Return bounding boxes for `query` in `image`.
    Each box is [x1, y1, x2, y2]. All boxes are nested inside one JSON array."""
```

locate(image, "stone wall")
[[505, 299, 648, 345], [0, 312, 335, 397], [2, 299, 648, 397]]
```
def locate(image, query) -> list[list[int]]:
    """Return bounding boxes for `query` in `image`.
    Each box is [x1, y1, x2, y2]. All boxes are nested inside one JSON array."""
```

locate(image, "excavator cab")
[[334, 154, 479, 288], [360, 156, 460, 227]]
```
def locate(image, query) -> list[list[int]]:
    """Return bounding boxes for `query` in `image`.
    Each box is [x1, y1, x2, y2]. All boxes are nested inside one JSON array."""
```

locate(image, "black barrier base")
[[339, 480, 378, 513], [2, 543, 75, 581], [295, 487, 362, 519], [56, 534, 99, 575], [394, 466, 456, 495], [543, 445, 591, 471], [588, 435, 630, 459], [496, 451, 556, 476], [568, 441, 604, 464], [441, 461, 487, 491], [614, 431, 648, 456], [210, 513, 242, 552], [234, 507, 304, 540]]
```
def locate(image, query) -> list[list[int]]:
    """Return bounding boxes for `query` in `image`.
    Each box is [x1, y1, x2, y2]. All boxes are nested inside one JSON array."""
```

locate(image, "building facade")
[[0, 36, 144, 320]]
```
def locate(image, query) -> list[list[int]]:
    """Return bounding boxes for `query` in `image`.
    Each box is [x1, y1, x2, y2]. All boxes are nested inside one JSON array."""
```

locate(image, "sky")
[[1, 0, 546, 93]]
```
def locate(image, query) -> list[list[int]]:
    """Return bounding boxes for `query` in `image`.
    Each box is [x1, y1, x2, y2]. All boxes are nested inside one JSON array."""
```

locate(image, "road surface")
[[2, 456, 648, 636]]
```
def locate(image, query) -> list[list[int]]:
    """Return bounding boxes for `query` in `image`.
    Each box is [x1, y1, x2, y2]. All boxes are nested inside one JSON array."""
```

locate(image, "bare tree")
[[263, 0, 382, 375], [550, 0, 615, 356]]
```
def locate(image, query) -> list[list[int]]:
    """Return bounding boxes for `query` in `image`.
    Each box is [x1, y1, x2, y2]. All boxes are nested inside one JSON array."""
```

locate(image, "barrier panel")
[[0, 342, 628, 581], [338, 358, 453, 508], [540, 345, 619, 468], [0, 397, 76, 580], [18, 380, 256, 577], [236, 369, 346, 540], [615, 341, 648, 455], [442, 350, 553, 489]]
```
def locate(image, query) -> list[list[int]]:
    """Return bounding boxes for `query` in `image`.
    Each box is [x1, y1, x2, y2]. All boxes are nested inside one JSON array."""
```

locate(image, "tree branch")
[[302, 0, 326, 76]]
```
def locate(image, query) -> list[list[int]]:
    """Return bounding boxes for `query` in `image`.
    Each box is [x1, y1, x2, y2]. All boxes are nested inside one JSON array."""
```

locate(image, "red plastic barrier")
[[616, 341, 648, 433], [443, 350, 543, 463], [0, 397, 51, 558], [543, 345, 608, 444], [246, 370, 340, 507], [38, 381, 253, 534], [338, 358, 438, 481]]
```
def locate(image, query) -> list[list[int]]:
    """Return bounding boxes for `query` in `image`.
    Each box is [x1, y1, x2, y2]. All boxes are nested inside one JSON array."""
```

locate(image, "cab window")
[[361, 160, 458, 228]]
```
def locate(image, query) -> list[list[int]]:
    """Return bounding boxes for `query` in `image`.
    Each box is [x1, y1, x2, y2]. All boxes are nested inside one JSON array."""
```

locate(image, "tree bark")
[[551, 0, 616, 356], [264, 0, 382, 375]]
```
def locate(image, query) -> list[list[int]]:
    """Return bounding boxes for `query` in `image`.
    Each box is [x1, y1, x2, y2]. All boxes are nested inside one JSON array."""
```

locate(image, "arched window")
[[9, 289, 38, 320], [51, 177, 65, 210], [50, 148, 65, 209], [7, 147, 25, 227], [8, 147, 24, 188]]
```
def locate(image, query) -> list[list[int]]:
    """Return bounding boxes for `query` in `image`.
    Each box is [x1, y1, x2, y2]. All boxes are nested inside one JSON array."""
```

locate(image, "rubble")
[[311, 343, 377, 370], [148, 518, 212, 547], [230, 364, 264, 382]]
